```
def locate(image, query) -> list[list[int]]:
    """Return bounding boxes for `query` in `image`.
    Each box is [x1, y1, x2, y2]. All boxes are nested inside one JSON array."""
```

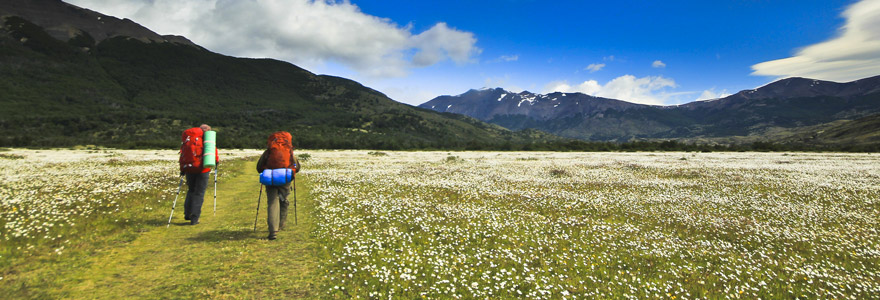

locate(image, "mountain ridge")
[[423, 88, 645, 121], [0, 0, 559, 149], [419, 75, 880, 144], [4, 0, 878, 149]]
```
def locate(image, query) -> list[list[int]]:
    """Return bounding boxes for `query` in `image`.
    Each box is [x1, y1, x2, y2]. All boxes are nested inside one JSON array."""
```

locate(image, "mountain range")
[[420, 76, 880, 146], [2, 0, 878, 151], [0, 0, 556, 149]]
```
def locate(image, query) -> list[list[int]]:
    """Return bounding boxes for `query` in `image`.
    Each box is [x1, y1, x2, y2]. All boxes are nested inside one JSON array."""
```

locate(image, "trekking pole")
[[293, 173, 297, 225], [213, 166, 218, 216], [253, 185, 263, 232], [167, 175, 185, 228]]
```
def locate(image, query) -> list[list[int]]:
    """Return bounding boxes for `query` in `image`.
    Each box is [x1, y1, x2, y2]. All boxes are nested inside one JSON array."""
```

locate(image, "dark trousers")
[[184, 172, 210, 221], [266, 183, 291, 233]]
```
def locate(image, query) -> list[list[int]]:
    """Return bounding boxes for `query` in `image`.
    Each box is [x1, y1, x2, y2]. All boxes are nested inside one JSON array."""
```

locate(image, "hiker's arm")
[[256, 150, 269, 173], [178, 144, 185, 175], [291, 150, 300, 173]]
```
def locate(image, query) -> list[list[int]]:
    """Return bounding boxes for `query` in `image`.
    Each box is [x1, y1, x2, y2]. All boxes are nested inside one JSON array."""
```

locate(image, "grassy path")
[[3, 160, 320, 299]]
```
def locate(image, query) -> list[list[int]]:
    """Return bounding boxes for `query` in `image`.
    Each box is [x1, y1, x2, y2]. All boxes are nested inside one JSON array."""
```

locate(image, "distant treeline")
[[5, 137, 877, 153], [470, 140, 880, 153]]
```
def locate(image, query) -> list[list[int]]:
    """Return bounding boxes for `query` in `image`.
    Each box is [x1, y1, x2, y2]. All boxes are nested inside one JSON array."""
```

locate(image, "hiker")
[[180, 124, 219, 225], [256, 131, 300, 240]]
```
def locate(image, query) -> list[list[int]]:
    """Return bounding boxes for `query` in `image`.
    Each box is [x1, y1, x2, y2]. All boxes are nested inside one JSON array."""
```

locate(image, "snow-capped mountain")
[[420, 88, 644, 121], [419, 76, 880, 141]]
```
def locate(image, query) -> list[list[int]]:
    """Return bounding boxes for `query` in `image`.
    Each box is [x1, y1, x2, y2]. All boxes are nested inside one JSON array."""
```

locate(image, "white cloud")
[[498, 55, 519, 62], [66, 0, 480, 78], [542, 75, 677, 105], [751, 0, 880, 82], [489, 54, 519, 63], [544, 80, 602, 95], [585, 63, 605, 73], [652, 60, 666, 68], [695, 88, 731, 101], [410, 22, 480, 67], [601, 75, 675, 104]]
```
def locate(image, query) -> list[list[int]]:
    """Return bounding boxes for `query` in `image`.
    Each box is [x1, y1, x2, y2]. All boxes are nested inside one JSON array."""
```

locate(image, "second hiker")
[[256, 131, 301, 240], [180, 124, 219, 225]]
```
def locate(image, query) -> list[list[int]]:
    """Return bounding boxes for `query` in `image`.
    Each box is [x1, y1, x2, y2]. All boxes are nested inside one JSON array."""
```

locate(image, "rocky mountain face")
[[422, 88, 644, 121], [420, 76, 880, 143], [719, 77, 880, 101], [0, 0, 555, 149]]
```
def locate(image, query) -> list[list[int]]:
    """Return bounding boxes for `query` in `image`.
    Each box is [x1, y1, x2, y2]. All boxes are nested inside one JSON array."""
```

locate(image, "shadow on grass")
[[187, 229, 256, 242], [143, 219, 193, 227]]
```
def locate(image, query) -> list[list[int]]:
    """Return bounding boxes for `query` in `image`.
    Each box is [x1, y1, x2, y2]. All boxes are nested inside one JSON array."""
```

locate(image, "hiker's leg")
[[266, 186, 280, 235], [183, 173, 196, 220], [278, 183, 290, 230], [189, 172, 209, 222]]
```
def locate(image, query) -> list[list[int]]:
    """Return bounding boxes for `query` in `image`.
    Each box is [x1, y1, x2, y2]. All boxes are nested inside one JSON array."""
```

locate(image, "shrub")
[[0, 153, 25, 160], [549, 168, 568, 177]]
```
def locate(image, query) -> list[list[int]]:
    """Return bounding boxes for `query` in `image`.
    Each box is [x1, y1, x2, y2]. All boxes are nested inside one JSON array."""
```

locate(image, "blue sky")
[[68, 0, 880, 105]]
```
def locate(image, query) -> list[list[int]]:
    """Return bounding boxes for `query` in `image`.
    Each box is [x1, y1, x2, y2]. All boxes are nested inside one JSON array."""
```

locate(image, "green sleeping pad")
[[203, 130, 216, 168]]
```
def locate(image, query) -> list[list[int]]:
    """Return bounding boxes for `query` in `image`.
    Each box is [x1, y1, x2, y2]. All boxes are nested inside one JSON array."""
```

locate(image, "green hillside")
[[0, 15, 555, 149], [775, 113, 880, 149]]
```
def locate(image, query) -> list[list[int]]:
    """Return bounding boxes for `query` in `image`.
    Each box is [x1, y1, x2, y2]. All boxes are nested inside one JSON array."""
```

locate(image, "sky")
[[65, 0, 880, 106]]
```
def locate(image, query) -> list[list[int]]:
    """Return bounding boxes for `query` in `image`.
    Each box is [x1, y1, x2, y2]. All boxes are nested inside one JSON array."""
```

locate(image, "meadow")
[[0, 149, 262, 264], [307, 151, 880, 299], [1, 149, 879, 299]]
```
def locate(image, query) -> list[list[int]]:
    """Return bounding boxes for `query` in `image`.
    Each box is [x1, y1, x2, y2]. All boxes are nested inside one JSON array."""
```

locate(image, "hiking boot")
[[191, 218, 199, 225]]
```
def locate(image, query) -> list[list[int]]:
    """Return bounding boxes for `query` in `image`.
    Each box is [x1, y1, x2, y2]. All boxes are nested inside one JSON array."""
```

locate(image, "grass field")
[[2, 150, 879, 299], [0, 149, 317, 299]]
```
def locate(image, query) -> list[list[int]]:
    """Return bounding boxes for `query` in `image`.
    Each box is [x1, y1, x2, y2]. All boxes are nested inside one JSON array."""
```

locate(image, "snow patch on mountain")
[[517, 95, 537, 107]]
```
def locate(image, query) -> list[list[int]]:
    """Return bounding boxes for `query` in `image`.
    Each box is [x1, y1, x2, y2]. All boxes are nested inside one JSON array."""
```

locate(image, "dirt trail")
[[54, 161, 318, 298]]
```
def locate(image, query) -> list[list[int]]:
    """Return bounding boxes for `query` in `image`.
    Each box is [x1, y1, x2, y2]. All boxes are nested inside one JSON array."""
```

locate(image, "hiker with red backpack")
[[255, 131, 300, 240], [178, 124, 219, 225]]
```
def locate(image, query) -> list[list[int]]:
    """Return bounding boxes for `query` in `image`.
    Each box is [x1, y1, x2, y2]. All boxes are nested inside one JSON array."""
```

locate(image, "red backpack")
[[179, 128, 205, 173], [266, 131, 293, 169]]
